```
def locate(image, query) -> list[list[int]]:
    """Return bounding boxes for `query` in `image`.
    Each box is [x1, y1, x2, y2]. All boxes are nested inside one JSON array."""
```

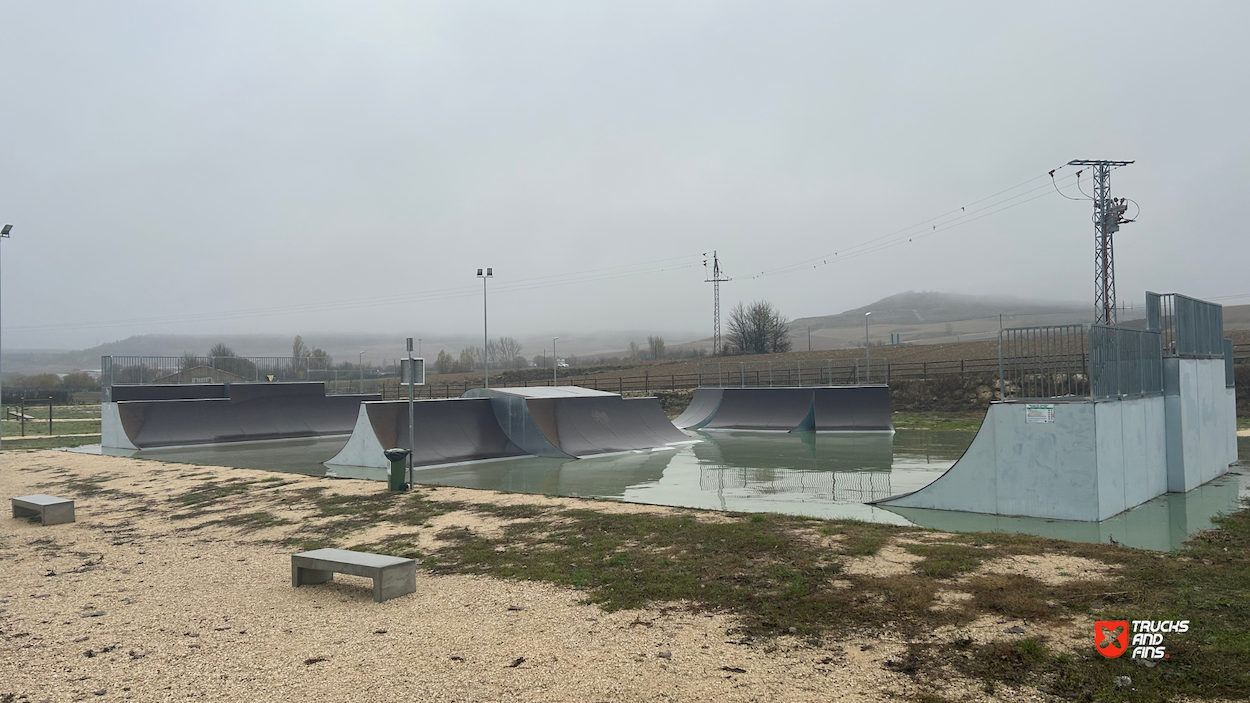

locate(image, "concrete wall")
[[879, 396, 1169, 522], [100, 402, 138, 450], [324, 405, 387, 470], [1164, 358, 1236, 493], [1094, 395, 1168, 520]]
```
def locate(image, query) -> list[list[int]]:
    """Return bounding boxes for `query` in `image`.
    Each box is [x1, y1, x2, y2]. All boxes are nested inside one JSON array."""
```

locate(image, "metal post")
[[49, 398, 53, 435], [477, 268, 493, 388], [359, 351, 364, 394], [20, 397, 25, 436], [407, 338, 415, 489], [553, 337, 559, 387], [864, 312, 872, 383], [0, 224, 7, 449], [997, 329, 1005, 402]]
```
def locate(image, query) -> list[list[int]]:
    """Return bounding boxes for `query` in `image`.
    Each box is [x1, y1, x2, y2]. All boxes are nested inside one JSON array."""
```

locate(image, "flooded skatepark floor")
[[70, 434, 1249, 551]]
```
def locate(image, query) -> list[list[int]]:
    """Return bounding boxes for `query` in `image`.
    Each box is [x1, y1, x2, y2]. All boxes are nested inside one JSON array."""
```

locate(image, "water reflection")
[[881, 470, 1248, 551], [63, 430, 1246, 551]]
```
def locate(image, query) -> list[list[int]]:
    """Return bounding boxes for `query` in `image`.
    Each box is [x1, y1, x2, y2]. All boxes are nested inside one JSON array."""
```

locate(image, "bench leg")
[[13, 504, 38, 519], [292, 565, 334, 588], [374, 563, 417, 603], [41, 503, 75, 526]]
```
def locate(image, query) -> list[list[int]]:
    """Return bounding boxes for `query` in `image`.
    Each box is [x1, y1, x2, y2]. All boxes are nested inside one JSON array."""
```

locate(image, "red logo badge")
[[1095, 620, 1129, 658]]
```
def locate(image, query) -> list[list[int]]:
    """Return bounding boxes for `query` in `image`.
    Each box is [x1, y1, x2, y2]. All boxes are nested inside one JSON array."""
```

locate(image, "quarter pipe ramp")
[[463, 387, 697, 458], [325, 399, 528, 470], [678, 386, 893, 432], [102, 382, 378, 449]]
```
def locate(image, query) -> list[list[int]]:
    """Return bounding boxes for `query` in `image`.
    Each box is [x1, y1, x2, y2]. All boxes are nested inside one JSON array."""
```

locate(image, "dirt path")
[[2, 450, 985, 703]]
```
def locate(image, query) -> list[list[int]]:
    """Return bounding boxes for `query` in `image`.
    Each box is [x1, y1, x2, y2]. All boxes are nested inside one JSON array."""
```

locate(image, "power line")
[[3, 254, 702, 334], [749, 165, 1101, 280]]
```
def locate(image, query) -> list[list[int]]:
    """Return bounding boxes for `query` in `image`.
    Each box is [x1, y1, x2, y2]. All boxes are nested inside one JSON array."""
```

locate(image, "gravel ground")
[[0, 450, 1046, 702]]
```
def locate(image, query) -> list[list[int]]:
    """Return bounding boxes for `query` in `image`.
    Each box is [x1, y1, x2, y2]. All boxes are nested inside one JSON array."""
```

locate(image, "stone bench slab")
[[291, 548, 416, 603], [11, 494, 76, 526]]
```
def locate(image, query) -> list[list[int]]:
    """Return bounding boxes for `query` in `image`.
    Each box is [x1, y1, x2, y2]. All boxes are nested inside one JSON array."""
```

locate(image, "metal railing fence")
[[1089, 325, 1164, 399], [1147, 292, 1225, 358], [998, 325, 1089, 400], [1226, 339, 1236, 388], [694, 358, 889, 387]]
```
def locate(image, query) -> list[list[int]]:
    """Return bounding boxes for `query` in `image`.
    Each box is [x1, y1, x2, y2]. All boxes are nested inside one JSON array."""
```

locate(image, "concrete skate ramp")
[[813, 386, 894, 431], [672, 388, 723, 429], [463, 387, 695, 458], [702, 388, 816, 431], [110, 383, 378, 449], [872, 397, 1171, 522], [326, 399, 528, 470]]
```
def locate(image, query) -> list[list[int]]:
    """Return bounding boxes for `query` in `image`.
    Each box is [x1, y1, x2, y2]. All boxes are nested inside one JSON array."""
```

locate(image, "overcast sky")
[[1, 1, 1247, 351]]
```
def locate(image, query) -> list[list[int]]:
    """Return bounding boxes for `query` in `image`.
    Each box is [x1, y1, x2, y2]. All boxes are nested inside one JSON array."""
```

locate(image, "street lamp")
[[477, 268, 493, 389], [552, 337, 559, 387], [864, 312, 873, 384], [358, 351, 364, 393], [0, 224, 10, 450]]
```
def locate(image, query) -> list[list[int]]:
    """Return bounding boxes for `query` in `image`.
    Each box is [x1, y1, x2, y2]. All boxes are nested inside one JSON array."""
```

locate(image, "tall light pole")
[[0, 224, 10, 450], [864, 311, 872, 384], [552, 337, 559, 387], [358, 351, 364, 393], [477, 268, 493, 388]]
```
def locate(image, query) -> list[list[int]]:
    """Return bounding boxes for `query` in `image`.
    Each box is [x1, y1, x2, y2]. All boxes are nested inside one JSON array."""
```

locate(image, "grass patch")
[[2, 435, 101, 449], [905, 543, 988, 579], [215, 511, 292, 531]]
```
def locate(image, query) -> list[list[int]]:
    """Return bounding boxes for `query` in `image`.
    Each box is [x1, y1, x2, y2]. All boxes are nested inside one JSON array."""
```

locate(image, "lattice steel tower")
[[1068, 159, 1134, 325], [703, 251, 730, 353]]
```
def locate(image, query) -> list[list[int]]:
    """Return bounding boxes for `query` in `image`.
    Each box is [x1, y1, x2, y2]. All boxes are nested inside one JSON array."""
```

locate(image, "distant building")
[[152, 365, 250, 384]]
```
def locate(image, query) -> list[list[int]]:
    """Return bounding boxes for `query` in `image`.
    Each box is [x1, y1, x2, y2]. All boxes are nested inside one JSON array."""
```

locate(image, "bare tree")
[[292, 335, 309, 359], [497, 337, 524, 367], [647, 335, 665, 360], [435, 350, 454, 375], [179, 351, 200, 371], [727, 301, 792, 354]]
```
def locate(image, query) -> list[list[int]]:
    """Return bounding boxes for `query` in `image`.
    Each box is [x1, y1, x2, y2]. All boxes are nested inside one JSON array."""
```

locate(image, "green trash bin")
[[383, 448, 411, 492]]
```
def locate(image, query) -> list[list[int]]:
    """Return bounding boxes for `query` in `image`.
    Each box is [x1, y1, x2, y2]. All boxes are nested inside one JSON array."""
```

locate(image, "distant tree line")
[[433, 337, 526, 375], [3, 372, 100, 392]]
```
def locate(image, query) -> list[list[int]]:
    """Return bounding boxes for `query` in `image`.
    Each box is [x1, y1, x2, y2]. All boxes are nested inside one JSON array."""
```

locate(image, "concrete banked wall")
[[674, 386, 894, 432], [325, 398, 528, 470], [462, 386, 695, 459], [876, 358, 1237, 522], [102, 382, 379, 449], [326, 387, 698, 470]]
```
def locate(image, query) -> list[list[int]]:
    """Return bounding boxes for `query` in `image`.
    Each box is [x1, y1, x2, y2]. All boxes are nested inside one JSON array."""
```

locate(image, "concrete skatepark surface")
[[328, 387, 697, 471], [326, 398, 528, 470], [674, 386, 894, 432], [103, 382, 379, 449], [875, 361, 1238, 522], [463, 387, 696, 459]]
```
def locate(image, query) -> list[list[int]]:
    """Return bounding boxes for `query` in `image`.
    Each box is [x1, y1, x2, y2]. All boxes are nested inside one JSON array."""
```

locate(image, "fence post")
[[49, 398, 53, 435], [619, 376, 623, 394], [671, 374, 675, 390], [997, 329, 1005, 402], [20, 397, 25, 437], [644, 373, 648, 394]]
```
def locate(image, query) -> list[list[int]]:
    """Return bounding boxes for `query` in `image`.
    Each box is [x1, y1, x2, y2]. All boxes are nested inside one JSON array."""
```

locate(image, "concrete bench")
[[291, 548, 416, 603], [11, 494, 76, 526]]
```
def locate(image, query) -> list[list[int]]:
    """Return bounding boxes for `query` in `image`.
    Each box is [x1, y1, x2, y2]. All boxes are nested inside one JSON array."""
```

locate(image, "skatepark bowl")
[[70, 433, 1249, 552]]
